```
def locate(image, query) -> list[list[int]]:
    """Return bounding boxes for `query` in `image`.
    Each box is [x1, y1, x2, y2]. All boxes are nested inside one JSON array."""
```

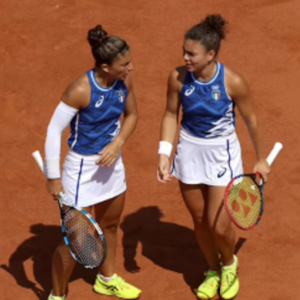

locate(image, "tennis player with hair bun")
[[45, 25, 141, 300], [157, 14, 270, 299]]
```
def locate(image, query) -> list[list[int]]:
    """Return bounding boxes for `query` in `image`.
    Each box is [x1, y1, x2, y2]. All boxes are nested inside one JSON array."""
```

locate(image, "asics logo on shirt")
[[95, 96, 104, 108], [184, 85, 195, 96]]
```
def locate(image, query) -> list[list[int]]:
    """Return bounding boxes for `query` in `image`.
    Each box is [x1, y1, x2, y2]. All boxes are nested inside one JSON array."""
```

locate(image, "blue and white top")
[[67, 69, 128, 155], [180, 62, 235, 138]]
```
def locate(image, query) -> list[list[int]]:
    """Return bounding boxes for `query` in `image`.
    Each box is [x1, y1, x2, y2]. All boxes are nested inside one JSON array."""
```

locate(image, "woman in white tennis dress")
[[45, 25, 141, 300], [157, 14, 270, 300]]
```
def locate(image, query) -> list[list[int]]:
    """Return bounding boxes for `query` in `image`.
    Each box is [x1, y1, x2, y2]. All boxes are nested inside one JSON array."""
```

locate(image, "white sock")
[[99, 273, 115, 282], [50, 291, 65, 299], [224, 256, 236, 268]]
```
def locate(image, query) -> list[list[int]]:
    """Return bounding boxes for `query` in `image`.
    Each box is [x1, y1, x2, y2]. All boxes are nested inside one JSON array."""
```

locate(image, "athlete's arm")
[[45, 75, 90, 200], [157, 68, 183, 183], [160, 68, 183, 143], [225, 68, 270, 181], [97, 73, 138, 167]]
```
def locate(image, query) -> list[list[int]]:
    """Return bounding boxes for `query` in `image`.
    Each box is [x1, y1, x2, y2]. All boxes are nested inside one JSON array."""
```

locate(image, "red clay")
[[1, 0, 300, 299]]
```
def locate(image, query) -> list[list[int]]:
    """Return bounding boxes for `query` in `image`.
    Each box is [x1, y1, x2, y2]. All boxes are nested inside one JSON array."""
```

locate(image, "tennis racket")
[[224, 142, 283, 230], [32, 150, 107, 269]]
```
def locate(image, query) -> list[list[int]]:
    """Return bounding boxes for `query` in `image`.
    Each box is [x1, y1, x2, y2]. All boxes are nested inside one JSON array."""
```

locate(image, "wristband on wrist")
[[158, 141, 173, 158]]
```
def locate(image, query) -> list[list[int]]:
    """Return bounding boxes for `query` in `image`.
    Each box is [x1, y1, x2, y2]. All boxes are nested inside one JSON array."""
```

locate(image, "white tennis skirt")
[[171, 128, 243, 186], [61, 149, 126, 207]]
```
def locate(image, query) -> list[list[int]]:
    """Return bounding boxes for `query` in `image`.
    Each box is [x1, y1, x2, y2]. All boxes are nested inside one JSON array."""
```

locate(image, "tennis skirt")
[[171, 128, 243, 186], [61, 149, 126, 207]]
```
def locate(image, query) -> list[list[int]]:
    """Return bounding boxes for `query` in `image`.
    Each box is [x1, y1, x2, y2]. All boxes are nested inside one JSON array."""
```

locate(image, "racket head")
[[59, 198, 107, 269], [224, 173, 264, 230]]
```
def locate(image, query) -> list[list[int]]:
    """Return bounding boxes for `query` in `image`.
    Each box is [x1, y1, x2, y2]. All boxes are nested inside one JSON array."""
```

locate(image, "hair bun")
[[87, 25, 108, 48], [204, 14, 227, 39]]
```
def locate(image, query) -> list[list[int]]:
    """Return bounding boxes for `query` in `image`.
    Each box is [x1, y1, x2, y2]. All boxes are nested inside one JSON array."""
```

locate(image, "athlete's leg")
[[179, 182, 220, 271], [93, 192, 141, 299], [205, 186, 239, 299], [205, 186, 235, 266], [94, 192, 125, 277]]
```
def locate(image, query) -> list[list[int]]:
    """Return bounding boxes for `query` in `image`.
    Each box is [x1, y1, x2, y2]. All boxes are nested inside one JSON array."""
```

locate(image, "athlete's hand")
[[253, 159, 270, 183], [97, 139, 123, 167], [157, 154, 172, 183], [46, 179, 64, 200]]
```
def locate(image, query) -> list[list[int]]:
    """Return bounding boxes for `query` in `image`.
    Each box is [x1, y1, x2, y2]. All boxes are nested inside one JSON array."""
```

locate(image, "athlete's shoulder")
[[61, 73, 91, 109], [224, 66, 248, 88], [70, 73, 90, 91], [224, 66, 250, 97]]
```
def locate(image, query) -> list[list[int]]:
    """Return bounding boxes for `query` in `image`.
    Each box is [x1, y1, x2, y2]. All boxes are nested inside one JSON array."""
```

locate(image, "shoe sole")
[[197, 290, 219, 300]]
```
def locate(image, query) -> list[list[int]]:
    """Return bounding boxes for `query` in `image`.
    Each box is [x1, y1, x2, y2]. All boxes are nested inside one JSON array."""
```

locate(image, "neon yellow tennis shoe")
[[94, 274, 141, 299], [197, 270, 220, 299], [220, 255, 239, 299]]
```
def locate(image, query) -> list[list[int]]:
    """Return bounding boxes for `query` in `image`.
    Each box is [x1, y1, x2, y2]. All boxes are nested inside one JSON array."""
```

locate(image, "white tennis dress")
[[171, 62, 243, 186], [61, 69, 127, 207]]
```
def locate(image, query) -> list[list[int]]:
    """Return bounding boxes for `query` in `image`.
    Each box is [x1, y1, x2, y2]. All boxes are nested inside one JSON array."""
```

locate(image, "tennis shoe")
[[220, 255, 239, 299], [94, 274, 141, 299], [197, 270, 220, 299]]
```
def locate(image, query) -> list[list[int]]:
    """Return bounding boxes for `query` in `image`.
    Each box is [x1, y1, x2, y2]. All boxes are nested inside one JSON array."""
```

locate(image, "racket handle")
[[32, 150, 47, 177], [266, 142, 283, 166], [32, 150, 71, 206]]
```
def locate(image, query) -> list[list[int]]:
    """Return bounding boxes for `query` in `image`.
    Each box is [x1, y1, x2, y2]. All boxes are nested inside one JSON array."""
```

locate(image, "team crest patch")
[[118, 89, 125, 103], [211, 85, 221, 100]]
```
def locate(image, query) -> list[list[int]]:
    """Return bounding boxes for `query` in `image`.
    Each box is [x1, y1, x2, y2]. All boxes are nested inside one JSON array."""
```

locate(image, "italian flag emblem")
[[118, 89, 125, 103], [211, 86, 221, 100]]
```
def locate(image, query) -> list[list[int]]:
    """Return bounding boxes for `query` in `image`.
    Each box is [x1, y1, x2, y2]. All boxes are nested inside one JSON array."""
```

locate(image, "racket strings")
[[227, 176, 262, 228], [64, 210, 105, 268]]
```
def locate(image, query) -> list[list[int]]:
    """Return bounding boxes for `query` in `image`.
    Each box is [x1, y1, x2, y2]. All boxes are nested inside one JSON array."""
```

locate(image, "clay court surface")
[[1, 0, 300, 299]]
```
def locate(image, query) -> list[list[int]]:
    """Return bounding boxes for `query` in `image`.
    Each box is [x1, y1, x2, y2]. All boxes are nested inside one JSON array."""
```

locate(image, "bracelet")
[[158, 141, 173, 158], [45, 158, 61, 179]]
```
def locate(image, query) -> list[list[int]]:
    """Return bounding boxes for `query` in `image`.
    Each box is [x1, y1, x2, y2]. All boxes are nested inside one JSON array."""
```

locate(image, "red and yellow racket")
[[224, 142, 283, 230]]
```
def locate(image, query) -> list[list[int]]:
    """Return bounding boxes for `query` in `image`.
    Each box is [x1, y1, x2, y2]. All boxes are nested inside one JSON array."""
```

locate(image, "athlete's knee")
[[56, 239, 67, 250], [53, 241, 74, 261], [101, 219, 120, 232], [192, 213, 206, 227], [56, 240, 68, 252], [213, 222, 232, 239]]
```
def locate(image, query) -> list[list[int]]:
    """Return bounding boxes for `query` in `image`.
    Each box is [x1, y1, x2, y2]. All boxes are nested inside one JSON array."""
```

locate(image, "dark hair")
[[185, 14, 227, 56], [87, 25, 129, 67]]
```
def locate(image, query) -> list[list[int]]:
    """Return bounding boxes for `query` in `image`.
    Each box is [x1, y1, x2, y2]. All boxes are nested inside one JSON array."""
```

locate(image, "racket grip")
[[32, 150, 71, 205], [32, 151, 47, 177], [266, 142, 283, 166]]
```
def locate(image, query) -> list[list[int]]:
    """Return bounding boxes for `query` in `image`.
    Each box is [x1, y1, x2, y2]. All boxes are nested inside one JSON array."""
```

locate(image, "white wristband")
[[158, 141, 173, 158], [46, 158, 61, 179]]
